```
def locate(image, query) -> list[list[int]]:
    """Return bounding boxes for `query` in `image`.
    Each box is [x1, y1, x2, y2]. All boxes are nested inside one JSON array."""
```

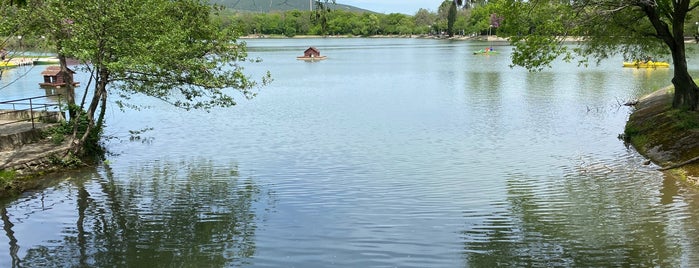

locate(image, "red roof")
[[41, 66, 74, 76], [303, 47, 320, 55]]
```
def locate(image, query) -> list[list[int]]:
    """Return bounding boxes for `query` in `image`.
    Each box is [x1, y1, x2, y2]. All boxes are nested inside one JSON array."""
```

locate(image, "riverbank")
[[624, 86, 699, 186], [0, 120, 79, 199]]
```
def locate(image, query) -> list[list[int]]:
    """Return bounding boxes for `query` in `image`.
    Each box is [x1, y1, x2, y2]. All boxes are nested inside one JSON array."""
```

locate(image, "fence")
[[0, 94, 65, 129]]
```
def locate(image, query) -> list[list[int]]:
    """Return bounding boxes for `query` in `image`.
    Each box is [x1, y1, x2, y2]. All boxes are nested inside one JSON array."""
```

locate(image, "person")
[[0, 48, 6, 61]]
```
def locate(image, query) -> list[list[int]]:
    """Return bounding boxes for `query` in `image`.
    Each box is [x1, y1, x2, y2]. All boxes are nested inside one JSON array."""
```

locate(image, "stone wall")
[[0, 109, 65, 151], [0, 127, 46, 151], [2, 144, 73, 175]]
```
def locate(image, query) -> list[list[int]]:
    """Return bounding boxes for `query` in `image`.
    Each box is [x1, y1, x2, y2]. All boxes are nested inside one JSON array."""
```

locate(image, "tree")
[[414, 8, 437, 34], [5, 0, 270, 156], [312, 0, 336, 35], [5, 0, 26, 6], [360, 13, 380, 36], [380, 13, 412, 35], [496, 0, 699, 110], [447, 1, 458, 36]]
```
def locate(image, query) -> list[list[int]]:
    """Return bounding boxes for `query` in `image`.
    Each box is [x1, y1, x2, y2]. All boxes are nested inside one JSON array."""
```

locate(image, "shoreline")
[[238, 34, 510, 42], [625, 86, 699, 186], [239, 34, 699, 44]]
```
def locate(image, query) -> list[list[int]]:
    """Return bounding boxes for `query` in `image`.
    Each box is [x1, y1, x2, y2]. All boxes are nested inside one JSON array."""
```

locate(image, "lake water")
[[2, 38, 699, 267]]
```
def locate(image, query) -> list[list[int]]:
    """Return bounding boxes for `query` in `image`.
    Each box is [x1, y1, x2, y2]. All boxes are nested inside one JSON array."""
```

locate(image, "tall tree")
[[447, 0, 458, 36], [5, 0, 271, 156], [496, 0, 699, 110], [312, 0, 335, 35]]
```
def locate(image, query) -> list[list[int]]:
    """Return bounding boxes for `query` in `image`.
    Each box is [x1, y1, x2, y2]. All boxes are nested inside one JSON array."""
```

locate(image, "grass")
[[624, 85, 699, 182], [0, 169, 17, 188], [667, 109, 699, 130]]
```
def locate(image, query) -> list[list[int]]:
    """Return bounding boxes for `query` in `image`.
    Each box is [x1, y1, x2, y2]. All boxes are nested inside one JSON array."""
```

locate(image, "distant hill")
[[211, 0, 372, 13]]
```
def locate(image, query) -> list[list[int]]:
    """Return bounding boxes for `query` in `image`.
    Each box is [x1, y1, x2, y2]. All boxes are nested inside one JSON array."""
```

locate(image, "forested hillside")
[[220, 2, 475, 37], [211, 0, 370, 13]]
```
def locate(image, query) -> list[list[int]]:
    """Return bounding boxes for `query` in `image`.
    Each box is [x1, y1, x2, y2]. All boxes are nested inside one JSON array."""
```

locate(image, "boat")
[[33, 57, 60, 65], [623, 60, 670, 68], [1, 58, 34, 68], [0, 61, 16, 68], [473, 47, 498, 55]]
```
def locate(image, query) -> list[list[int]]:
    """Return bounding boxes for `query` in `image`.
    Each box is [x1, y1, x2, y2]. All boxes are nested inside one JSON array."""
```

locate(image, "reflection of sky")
[[3, 39, 699, 266], [2, 180, 87, 261], [1, 66, 49, 101], [1, 63, 93, 106]]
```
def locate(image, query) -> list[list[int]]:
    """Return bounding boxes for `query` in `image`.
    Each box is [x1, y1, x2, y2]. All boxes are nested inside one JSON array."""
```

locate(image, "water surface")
[[1, 38, 699, 267]]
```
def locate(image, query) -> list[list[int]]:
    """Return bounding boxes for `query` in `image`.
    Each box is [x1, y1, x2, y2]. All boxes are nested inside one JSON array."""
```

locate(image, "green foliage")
[[221, 1, 509, 37], [495, 0, 675, 69], [623, 123, 649, 154], [494, 0, 699, 109], [0, 169, 17, 187], [45, 124, 67, 145], [211, 0, 367, 13], [447, 1, 457, 36], [24, 0, 270, 157], [227, 9, 429, 36], [48, 152, 83, 168], [668, 109, 699, 130]]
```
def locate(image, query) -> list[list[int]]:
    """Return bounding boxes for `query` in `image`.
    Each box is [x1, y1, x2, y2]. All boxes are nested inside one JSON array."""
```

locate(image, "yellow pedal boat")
[[0, 61, 16, 68], [623, 61, 670, 68]]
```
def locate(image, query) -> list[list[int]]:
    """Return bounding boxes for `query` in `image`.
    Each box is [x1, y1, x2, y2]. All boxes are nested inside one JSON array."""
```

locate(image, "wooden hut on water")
[[39, 66, 79, 88], [297, 47, 327, 61]]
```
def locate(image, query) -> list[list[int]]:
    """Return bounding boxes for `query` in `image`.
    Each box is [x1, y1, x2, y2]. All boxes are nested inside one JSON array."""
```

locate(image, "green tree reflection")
[[463, 164, 699, 267], [15, 159, 270, 267]]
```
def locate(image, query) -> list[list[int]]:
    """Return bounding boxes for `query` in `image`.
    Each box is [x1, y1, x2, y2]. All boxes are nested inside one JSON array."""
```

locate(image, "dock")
[[1, 57, 60, 68]]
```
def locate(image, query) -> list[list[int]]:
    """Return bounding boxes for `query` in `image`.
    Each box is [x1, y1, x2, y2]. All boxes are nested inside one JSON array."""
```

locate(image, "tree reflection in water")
[[463, 158, 699, 267], [3, 159, 271, 267]]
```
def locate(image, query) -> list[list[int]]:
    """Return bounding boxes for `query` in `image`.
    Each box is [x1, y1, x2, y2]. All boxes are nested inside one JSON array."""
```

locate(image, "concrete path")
[[1, 119, 53, 135], [0, 120, 70, 170]]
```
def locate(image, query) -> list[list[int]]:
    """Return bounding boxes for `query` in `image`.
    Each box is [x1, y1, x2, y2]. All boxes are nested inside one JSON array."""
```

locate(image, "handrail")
[[0, 94, 64, 129]]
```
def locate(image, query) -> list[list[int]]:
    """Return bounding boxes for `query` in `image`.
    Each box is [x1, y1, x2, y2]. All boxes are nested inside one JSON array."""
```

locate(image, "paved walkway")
[[0, 120, 70, 170], [0, 119, 53, 135]]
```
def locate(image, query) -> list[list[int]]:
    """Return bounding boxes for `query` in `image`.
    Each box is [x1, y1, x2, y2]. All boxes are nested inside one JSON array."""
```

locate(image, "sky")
[[337, 0, 447, 15]]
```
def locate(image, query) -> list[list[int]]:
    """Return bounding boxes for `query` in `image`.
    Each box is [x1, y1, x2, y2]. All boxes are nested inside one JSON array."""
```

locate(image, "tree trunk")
[[641, 0, 699, 110], [671, 65, 699, 111], [58, 54, 77, 119], [71, 67, 108, 155], [670, 27, 699, 110]]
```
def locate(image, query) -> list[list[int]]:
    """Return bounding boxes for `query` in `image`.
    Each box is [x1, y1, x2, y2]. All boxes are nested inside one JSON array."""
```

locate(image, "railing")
[[0, 94, 65, 129]]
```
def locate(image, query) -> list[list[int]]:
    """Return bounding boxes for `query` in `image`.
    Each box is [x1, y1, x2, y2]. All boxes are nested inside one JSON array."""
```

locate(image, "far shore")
[[239, 34, 699, 44], [238, 34, 510, 42]]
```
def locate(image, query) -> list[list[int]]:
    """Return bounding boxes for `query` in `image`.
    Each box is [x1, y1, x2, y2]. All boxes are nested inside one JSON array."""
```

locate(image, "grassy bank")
[[624, 86, 699, 186]]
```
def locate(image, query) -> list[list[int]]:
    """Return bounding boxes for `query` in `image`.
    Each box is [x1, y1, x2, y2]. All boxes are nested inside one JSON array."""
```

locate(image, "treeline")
[[218, 0, 699, 38], [219, 4, 493, 37]]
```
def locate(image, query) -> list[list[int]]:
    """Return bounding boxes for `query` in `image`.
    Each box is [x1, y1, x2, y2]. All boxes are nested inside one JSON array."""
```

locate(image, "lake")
[[1, 38, 699, 267]]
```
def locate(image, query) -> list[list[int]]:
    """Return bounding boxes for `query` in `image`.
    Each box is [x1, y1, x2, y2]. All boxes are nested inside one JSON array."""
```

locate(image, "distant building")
[[39, 66, 80, 88], [304, 47, 321, 58], [297, 47, 327, 61]]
